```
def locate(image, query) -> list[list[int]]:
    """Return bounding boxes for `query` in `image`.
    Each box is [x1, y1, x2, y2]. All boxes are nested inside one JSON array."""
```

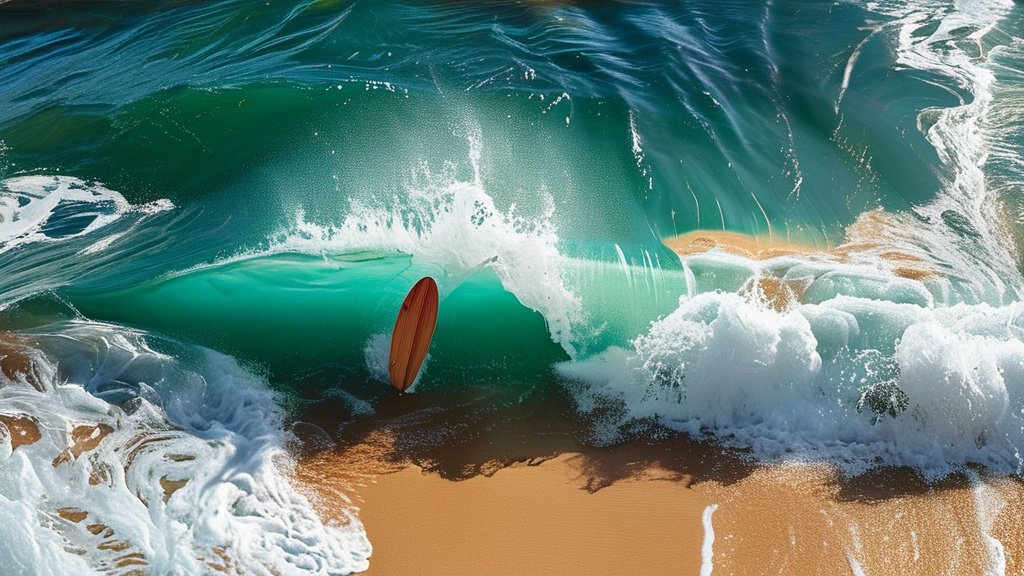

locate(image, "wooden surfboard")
[[388, 277, 439, 392]]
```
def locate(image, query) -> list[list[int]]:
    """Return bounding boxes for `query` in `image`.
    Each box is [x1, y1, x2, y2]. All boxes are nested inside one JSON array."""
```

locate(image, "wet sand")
[[298, 429, 718, 575], [293, 391, 1024, 575], [300, 443, 1024, 575]]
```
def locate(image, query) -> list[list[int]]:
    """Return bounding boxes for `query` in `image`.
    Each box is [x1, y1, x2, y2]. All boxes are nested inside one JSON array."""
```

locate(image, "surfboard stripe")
[[388, 277, 439, 391]]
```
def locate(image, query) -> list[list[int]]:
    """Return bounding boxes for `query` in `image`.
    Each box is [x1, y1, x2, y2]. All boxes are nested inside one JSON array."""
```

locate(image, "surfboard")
[[388, 277, 439, 392]]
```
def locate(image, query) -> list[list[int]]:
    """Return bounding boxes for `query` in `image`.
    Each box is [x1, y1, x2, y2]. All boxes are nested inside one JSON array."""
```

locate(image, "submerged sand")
[[664, 228, 822, 260], [664, 210, 939, 281]]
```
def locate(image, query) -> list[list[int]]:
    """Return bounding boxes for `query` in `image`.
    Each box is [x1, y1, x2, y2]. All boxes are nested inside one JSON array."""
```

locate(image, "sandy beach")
[[348, 455, 710, 575], [293, 389, 1024, 575]]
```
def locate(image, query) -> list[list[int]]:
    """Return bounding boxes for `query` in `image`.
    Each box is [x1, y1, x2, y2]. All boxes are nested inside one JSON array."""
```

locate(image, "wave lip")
[[266, 130, 584, 357]]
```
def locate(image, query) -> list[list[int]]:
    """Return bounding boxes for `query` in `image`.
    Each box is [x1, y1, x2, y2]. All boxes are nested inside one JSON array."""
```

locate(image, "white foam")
[[0, 176, 173, 254], [0, 322, 370, 574], [847, 552, 867, 576], [560, 289, 1024, 475]]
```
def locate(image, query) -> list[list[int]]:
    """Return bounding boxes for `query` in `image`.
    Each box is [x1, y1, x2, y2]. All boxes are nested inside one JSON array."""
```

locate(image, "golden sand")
[[356, 456, 707, 575], [0, 334, 47, 451], [0, 331, 46, 391], [301, 446, 1024, 575], [57, 507, 89, 523], [53, 423, 114, 467], [737, 276, 805, 312], [702, 465, 1023, 575], [159, 477, 188, 502], [298, 431, 719, 576], [0, 332, 34, 380]]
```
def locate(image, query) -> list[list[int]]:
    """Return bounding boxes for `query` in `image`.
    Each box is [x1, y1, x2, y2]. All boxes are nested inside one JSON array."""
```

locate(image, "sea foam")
[[0, 322, 370, 575], [0, 176, 173, 254], [561, 286, 1024, 475]]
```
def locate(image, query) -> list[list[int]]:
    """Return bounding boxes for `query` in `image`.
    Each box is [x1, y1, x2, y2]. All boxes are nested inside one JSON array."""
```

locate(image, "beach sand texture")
[[295, 392, 1024, 575]]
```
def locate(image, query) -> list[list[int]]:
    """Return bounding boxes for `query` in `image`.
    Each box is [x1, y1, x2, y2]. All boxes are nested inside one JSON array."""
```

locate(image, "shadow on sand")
[[288, 375, 1023, 503]]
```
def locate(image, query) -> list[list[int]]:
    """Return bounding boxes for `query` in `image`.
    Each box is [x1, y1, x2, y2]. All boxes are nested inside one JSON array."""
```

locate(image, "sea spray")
[[269, 130, 584, 356], [0, 176, 173, 253]]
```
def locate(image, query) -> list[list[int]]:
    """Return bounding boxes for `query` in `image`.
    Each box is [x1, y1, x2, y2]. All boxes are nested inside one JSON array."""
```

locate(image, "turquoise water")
[[1, 0, 1023, 572]]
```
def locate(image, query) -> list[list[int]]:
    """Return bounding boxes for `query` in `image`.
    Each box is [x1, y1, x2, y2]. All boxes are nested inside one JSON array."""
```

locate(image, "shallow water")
[[1, 0, 1023, 572]]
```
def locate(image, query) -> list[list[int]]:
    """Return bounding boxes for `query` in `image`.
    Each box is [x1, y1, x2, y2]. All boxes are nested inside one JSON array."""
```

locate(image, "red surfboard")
[[388, 277, 439, 392]]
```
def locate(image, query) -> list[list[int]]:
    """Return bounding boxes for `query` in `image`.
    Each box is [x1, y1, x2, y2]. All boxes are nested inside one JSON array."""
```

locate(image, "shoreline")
[[298, 444, 1024, 575]]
